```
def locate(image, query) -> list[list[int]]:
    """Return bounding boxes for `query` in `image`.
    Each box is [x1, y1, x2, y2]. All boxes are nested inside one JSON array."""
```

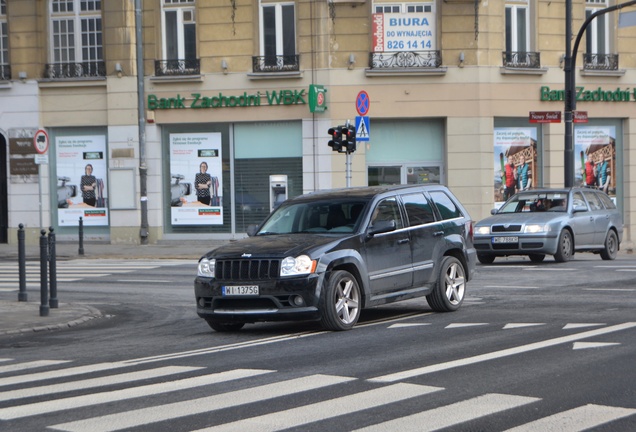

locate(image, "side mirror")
[[366, 220, 396, 238], [572, 205, 587, 213], [246, 225, 259, 236], [490, 208, 498, 215]]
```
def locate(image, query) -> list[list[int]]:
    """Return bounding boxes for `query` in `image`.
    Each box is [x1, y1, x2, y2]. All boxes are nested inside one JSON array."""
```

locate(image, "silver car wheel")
[[445, 260, 466, 306], [320, 270, 361, 331]]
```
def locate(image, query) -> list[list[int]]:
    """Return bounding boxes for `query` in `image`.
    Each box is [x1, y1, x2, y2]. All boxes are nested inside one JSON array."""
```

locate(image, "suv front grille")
[[491, 225, 522, 233], [216, 259, 281, 280]]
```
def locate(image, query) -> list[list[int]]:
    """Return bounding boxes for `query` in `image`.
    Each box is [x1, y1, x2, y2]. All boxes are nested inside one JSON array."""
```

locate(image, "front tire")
[[426, 256, 466, 312], [553, 229, 573, 263], [600, 230, 618, 260], [319, 270, 361, 331], [477, 253, 496, 264], [206, 320, 245, 332], [529, 254, 545, 263]]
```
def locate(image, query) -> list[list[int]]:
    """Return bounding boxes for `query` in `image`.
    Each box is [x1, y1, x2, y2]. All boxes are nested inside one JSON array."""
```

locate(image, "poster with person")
[[170, 133, 223, 225], [56, 135, 109, 227], [493, 127, 538, 206], [574, 126, 616, 198]]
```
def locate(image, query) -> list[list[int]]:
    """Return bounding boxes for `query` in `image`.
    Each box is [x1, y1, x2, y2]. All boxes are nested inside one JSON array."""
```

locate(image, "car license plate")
[[222, 285, 259, 296], [492, 236, 519, 244]]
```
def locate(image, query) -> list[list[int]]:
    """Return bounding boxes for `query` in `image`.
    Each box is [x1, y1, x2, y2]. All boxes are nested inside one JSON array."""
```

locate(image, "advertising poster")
[[56, 135, 109, 226], [170, 133, 223, 225], [574, 126, 616, 197], [372, 12, 436, 52], [493, 128, 538, 206]]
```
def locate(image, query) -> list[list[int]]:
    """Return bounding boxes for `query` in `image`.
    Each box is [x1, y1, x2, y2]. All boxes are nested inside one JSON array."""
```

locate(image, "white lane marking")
[[0, 366, 202, 402], [584, 288, 636, 292], [479, 266, 538, 269], [115, 279, 172, 283], [389, 323, 430, 328], [0, 360, 71, 374], [353, 393, 540, 432], [198, 383, 443, 432], [0, 368, 272, 420], [594, 265, 636, 268], [563, 323, 605, 330], [522, 268, 577, 271], [573, 342, 620, 350], [369, 322, 636, 383], [503, 323, 545, 329], [49, 374, 355, 432], [616, 269, 636, 272], [446, 323, 488, 329], [483, 285, 541, 289], [0, 363, 126, 388], [504, 404, 636, 432]]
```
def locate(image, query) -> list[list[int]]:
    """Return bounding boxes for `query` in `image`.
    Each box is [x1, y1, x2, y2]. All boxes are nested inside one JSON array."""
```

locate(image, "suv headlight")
[[524, 224, 551, 234], [197, 258, 216, 278], [280, 255, 316, 277], [475, 226, 491, 235]]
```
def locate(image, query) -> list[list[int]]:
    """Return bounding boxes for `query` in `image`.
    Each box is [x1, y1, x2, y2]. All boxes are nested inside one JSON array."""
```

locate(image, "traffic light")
[[328, 126, 344, 152], [344, 124, 356, 153]]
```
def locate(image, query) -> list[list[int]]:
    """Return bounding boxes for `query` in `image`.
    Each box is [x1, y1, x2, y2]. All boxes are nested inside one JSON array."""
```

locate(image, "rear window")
[[429, 191, 462, 220], [597, 192, 616, 209], [402, 192, 436, 226]]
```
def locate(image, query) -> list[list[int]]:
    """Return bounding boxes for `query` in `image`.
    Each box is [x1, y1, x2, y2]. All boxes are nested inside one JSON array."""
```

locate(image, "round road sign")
[[33, 129, 49, 155], [356, 91, 370, 116]]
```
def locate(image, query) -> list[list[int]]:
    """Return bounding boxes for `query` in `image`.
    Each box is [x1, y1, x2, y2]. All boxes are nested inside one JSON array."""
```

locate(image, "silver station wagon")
[[474, 188, 623, 263]]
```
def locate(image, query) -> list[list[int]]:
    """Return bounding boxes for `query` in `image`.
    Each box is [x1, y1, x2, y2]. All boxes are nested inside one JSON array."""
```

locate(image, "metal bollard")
[[78, 216, 85, 255], [18, 224, 28, 302], [39, 229, 49, 317], [48, 227, 58, 309]]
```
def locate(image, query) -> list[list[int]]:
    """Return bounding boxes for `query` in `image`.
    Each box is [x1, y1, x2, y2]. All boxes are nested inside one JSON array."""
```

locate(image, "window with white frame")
[[162, 0, 196, 63], [374, 3, 433, 13], [49, 0, 103, 76], [260, 2, 296, 67], [505, 1, 529, 54], [585, 0, 609, 56], [0, 0, 8, 79]]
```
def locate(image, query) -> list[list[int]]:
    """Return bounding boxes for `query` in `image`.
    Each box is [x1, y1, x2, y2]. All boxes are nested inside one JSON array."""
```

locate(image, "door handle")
[[434, 231, 444, 237], [398, 238, 410, 245]]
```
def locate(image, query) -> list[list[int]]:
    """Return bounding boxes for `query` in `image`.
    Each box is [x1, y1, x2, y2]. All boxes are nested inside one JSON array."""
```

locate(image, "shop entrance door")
[[0, 134, 8, 243]]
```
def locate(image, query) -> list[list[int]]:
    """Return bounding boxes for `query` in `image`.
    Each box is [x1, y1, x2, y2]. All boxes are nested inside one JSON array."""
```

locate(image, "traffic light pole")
[[564, 0, 636, 187], [346, 152, 352, 187]]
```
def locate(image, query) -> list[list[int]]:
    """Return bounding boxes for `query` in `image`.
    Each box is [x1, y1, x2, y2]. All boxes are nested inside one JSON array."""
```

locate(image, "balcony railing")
[[583, 53, 619, 71], [369, 51, 442, 69], [502, 51, 541, 68], [154, 58, 200, 76], [252, 55, 300, 73], [44, 61, 106, 79], [0, 64, 10, 80]]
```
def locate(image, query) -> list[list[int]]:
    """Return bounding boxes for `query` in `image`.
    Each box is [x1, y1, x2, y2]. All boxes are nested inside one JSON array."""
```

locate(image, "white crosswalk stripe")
[[0, 358, 634, 431]]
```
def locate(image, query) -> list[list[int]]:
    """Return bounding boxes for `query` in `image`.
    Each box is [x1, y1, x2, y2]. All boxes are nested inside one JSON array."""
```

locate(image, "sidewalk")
[[0, 240, 227, 336]]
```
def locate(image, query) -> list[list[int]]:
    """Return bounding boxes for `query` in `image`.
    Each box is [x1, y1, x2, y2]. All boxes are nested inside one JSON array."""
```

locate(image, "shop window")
[[503, 1, 540, 68], [47, 0, 104, 78], [368, 165, 441, 186], [158, 0, 199, 76], [584, 1, 617, 70], [254, 3, 298, 72], [370, 2, 439, 69], [0, 0, 8, 80]]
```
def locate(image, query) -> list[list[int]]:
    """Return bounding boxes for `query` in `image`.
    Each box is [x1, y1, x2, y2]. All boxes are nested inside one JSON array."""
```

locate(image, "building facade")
[[0, 0, 634, 250]]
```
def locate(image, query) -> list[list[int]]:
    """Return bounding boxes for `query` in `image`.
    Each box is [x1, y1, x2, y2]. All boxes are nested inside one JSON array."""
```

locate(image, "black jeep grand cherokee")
[[194, 185, 477, 331]]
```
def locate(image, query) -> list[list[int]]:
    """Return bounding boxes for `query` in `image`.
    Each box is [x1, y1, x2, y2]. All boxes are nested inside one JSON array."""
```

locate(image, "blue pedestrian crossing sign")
[[355, 116, 370, 142]]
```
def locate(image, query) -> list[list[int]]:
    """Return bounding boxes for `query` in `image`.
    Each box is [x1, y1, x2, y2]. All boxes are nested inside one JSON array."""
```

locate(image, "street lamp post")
[[564, 0, 636, 187]]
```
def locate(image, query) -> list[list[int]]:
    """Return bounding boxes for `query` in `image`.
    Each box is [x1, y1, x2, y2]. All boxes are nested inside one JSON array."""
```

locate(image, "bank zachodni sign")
[[147, 89, 307, 110]]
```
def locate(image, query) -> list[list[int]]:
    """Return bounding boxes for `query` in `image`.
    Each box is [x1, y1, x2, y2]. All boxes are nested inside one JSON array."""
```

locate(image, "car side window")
[[572, 192, 588, 211], [583, 191, 602, 210], [429, 191, 462, 220], [597, 192, 616, 209], [401, 193, 435, 226], [371, 197, 403, 230]]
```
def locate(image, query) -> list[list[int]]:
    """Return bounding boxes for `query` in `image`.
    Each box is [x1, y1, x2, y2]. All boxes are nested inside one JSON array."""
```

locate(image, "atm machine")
[[269, 174, 288, 212]]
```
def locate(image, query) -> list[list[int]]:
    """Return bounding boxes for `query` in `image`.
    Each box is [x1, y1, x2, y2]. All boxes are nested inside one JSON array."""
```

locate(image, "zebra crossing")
[[0, 356, 634, 431], [0, 260, 188, 292]]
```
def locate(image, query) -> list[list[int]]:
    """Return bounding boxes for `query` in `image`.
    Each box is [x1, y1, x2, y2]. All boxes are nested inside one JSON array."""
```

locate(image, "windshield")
[[257, 199, 369, 234], [498, 192, 568, 213]]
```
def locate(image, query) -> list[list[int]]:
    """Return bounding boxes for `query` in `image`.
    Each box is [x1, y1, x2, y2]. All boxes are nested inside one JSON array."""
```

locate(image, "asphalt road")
[[0, 254, 635, 431]]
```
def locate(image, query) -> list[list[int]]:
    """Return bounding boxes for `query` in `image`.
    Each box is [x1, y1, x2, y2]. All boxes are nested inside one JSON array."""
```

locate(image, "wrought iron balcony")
[[502, 51, 541, 68], [583, 53, 619, 71], [252, 55, 300, 73], [369, 51, 442, 69], [44, 61, 106, 78], [0, 64, 10, 80], [154, 58, 200, 76]]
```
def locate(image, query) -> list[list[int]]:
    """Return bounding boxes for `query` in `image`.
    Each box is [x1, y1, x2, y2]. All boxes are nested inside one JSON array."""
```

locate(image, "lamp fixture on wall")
[[459, 52, 465, 68], [221, 59, 228, 74], [348, 53, 355, 70], [115, 62, 123, 78], [18, 71, 27, 81]]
